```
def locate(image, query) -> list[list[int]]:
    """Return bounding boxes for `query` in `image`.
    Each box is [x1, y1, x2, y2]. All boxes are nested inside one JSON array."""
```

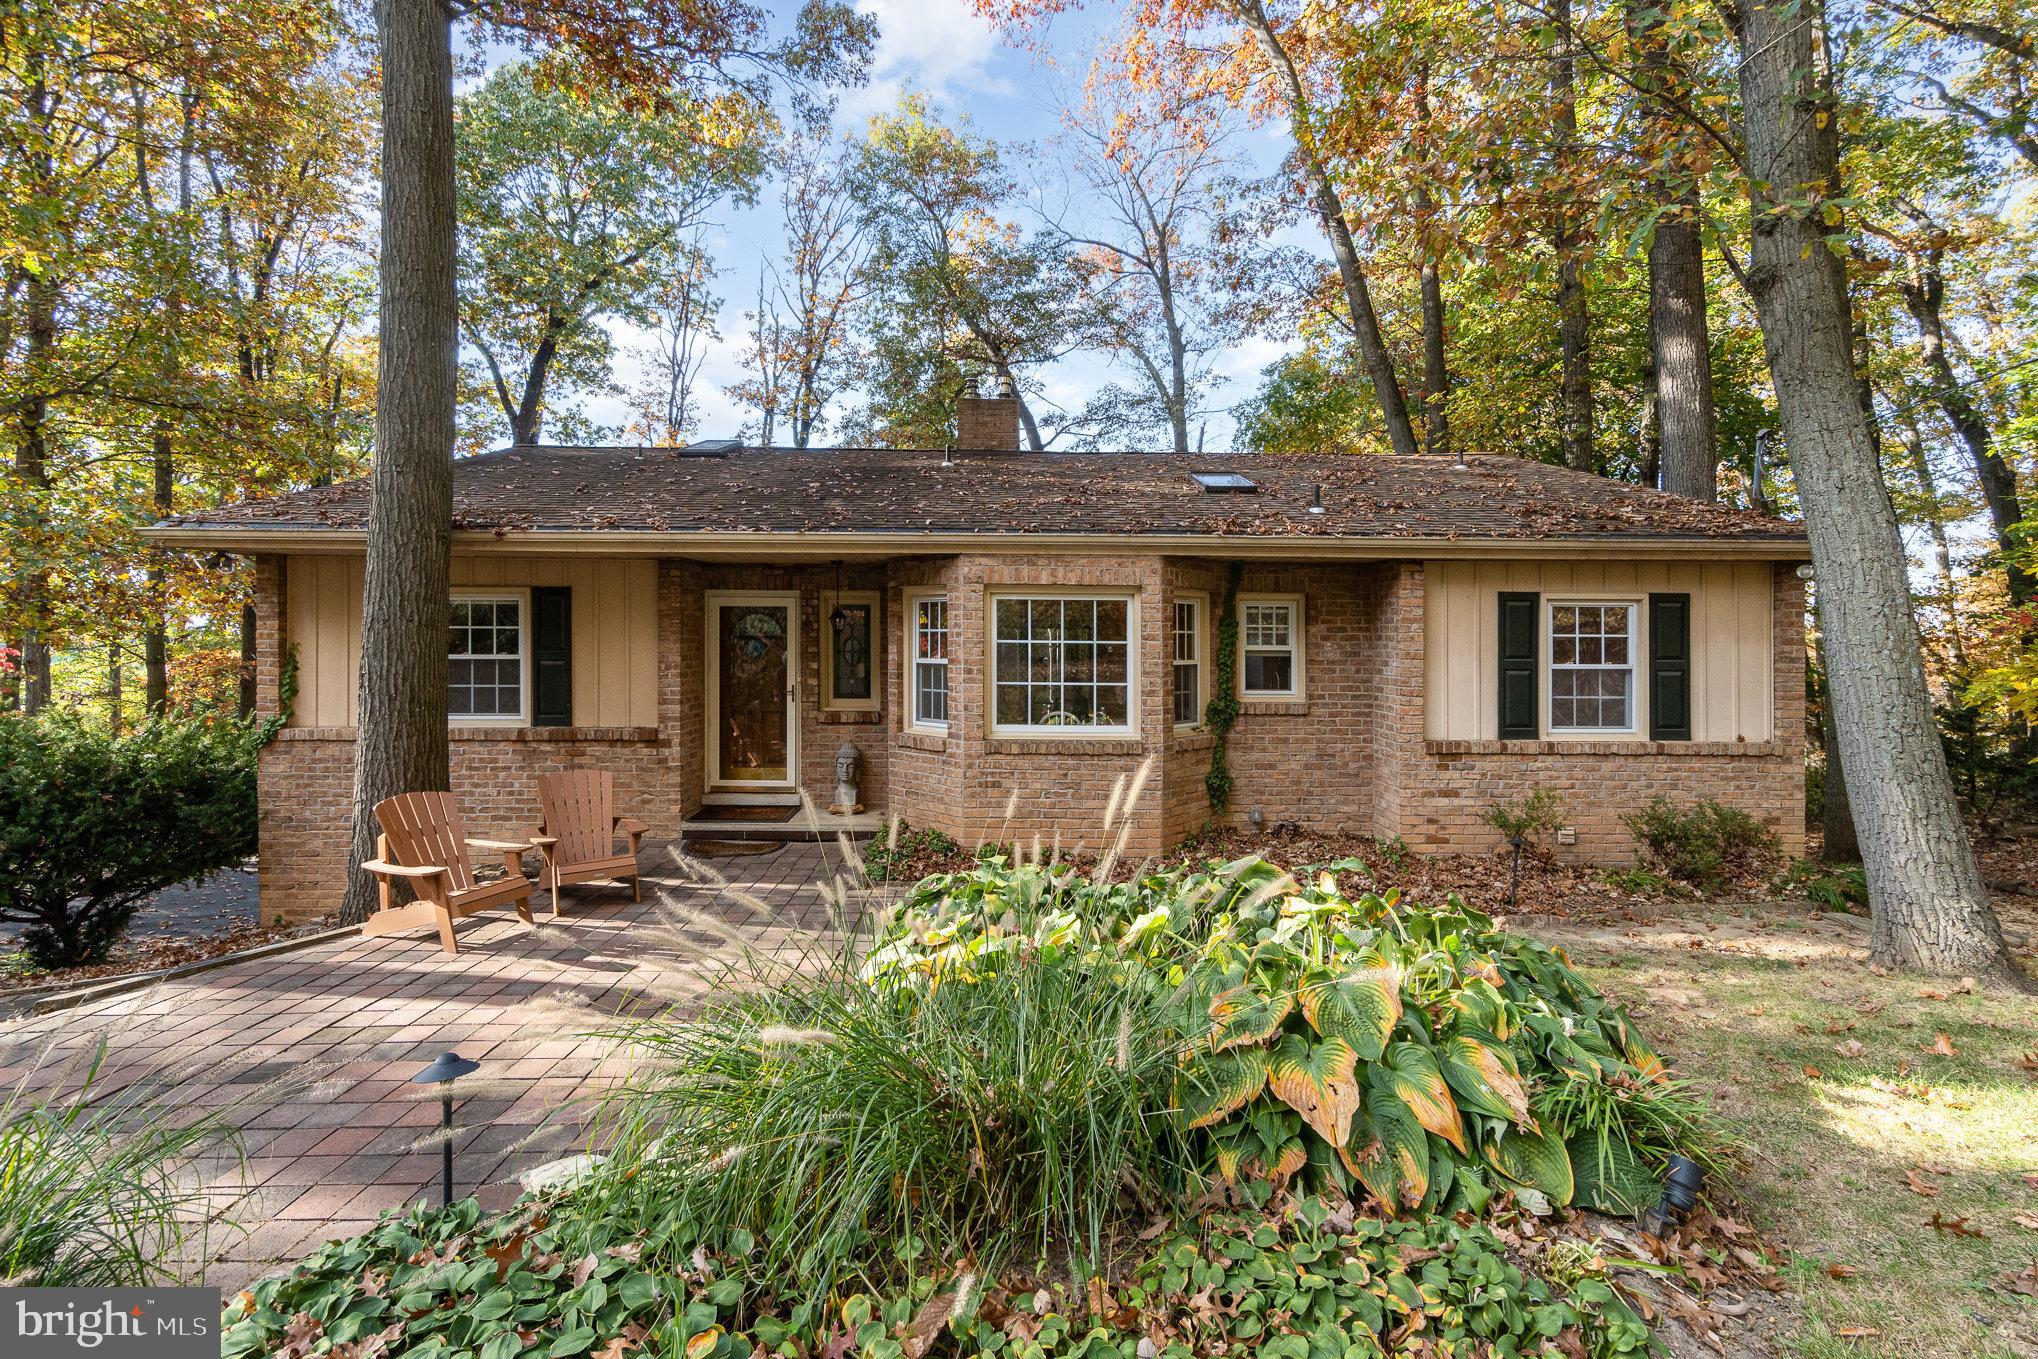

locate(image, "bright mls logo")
[[2, 1288, 216, 1359]]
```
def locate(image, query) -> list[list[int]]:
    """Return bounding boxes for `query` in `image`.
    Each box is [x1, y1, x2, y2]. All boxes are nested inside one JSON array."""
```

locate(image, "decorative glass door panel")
[[715, 602, 791, 784]]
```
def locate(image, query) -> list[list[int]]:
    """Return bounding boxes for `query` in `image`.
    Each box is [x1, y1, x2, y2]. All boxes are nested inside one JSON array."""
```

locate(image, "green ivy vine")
[[1203, 561, 1243, 813]]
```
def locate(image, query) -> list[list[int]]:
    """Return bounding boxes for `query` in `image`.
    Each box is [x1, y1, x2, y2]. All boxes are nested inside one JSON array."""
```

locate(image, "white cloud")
[[834, 0, 1009, 122]]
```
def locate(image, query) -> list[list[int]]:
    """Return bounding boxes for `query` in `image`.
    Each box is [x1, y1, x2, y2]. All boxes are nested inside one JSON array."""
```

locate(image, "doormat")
[[688, 840, 782, 857], [703, 805, 797, 823]]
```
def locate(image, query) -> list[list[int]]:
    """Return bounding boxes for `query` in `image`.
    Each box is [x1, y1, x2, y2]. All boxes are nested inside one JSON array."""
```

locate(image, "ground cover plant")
[[223, 854, 1726, 1357]]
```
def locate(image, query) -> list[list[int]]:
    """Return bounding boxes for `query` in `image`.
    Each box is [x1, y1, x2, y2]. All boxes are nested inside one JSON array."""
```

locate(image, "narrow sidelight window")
[[1548, 601, 1636, 732], [910, 596, 949, 729], [1173, 597, 1204, 726]]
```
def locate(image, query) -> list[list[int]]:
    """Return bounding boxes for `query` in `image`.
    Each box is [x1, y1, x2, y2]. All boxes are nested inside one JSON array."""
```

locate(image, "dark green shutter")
[[1648, 592, 1691, 741], [531, 586, 572, 727], [1498, 591, 1539, 740]]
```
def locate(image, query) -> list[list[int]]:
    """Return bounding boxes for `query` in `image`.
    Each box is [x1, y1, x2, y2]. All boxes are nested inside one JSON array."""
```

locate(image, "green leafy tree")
[[846, 94, 1088, 450], [456, 58, 765, 449]]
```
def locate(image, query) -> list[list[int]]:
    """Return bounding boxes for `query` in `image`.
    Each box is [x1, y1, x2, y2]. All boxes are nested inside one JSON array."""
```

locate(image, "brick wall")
[[956, 395, 1020, 451]]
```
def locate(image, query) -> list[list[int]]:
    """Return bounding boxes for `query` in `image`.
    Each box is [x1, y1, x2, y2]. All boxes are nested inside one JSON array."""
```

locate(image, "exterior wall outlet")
[[1556, 826, 1577, 846]]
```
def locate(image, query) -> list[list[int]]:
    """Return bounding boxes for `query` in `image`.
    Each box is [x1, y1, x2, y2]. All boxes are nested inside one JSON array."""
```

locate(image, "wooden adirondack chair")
[[529, 770, 647, 915], [360, 791, 537, 955]]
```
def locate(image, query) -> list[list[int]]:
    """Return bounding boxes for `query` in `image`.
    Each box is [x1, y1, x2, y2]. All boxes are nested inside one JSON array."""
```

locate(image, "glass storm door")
[[710, 596, 796, 787]]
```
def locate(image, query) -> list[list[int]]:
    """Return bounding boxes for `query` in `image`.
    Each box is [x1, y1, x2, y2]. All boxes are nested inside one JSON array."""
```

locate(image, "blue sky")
[[557, 0, 1299, 450]]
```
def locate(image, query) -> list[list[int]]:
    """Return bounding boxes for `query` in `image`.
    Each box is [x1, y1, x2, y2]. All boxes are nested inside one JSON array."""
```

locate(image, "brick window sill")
[[819, 709, 884, 725], [1240, 700, 1310, 717], [1423, 738, 1782, 758], [1170, 730, 1217, 753], [983, 736, 1146, 757], [896, 730, 950, 753], [275, 725, 660, 743]]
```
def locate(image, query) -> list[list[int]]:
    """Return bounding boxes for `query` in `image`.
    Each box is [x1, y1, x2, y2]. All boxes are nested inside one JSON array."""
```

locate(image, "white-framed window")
[[823, 592, 880, 712], [448, 593, 527, 722], [1239, 595, 1303, 699], [1173, 594, 1205, 727], [990, 593, 1136, 734], [1548, 601, 1637, 733], [908, 595, 949, 730]]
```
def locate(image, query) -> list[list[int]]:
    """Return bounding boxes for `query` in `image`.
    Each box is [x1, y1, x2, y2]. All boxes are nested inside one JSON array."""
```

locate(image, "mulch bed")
[[0, 918, 332, 998]]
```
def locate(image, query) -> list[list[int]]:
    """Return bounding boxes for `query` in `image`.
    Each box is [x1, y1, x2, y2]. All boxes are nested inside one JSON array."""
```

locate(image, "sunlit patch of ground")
[[1522, 902, 2038, 1359]]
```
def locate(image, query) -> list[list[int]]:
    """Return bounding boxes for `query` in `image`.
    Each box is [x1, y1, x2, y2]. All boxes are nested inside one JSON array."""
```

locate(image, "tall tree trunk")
[[144, 418, 172, 715], [1812, 617, 1859, 861], [1898, 251, 2031, 605], [1638, 370, 1662, 487], [1413, 74, 1450, 458], [1897, 407, 1967, 668], [342, 0, 457, 925], [1231, 0, 1420, 457], [14, 44, 56, 716], [1732, 0, 2014, 980], [1551, 0, 1594, 473], [107, 645, 123, 737], [1649, 196, 1718, 500], [1624, 0, 1713, 496], [239, 601, 258, 719]]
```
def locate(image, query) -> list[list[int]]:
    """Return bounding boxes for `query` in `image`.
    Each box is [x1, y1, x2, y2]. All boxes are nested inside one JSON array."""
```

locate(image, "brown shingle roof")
[[158, 446, 1805, 544]]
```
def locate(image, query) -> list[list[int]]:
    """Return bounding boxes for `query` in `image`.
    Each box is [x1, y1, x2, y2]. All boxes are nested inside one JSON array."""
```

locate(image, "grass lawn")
[[1533, 899, 2038, 1359]]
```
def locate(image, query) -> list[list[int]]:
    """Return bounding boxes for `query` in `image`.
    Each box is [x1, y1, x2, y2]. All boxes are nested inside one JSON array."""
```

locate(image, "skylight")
[[1191, 471, 1258, 493]]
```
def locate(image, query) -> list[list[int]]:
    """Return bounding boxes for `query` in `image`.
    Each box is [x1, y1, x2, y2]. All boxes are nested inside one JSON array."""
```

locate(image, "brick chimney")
[[956, 371, 1021, 450]]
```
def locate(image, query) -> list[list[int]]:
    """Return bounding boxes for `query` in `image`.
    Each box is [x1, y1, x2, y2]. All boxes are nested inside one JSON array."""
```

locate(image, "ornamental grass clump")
[[586, 916, 1193, 1301], [0, 1038, 240, 1284]]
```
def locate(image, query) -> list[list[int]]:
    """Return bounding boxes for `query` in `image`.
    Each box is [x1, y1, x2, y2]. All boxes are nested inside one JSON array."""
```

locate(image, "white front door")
[[705, 592, 799, 791]]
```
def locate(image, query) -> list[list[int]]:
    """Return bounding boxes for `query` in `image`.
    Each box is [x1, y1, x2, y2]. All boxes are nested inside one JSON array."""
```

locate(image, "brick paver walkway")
[[0, 840, 865, 1289]]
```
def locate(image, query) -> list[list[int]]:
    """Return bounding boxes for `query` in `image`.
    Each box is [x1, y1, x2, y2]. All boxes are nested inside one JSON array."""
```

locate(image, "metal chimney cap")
[[993, 372, 1017, 399]]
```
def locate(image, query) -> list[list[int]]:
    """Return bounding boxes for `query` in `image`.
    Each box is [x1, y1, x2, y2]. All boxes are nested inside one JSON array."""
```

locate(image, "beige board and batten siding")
[[1423, 560, 1774, 742], [283, 555, 659, 728]]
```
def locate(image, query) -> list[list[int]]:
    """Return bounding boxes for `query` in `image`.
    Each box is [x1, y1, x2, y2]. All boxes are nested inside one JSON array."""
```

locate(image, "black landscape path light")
[[413, 1050, 479, 1207]]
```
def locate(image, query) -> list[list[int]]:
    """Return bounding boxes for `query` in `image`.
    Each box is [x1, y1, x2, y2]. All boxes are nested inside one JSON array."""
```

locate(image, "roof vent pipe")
[[1453, 447, 1469, 471], [1308, 484, 1326, 514]]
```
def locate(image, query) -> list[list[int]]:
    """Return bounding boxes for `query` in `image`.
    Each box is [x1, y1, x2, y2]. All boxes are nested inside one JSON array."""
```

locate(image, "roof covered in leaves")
[[153, 445, 1807, 549]]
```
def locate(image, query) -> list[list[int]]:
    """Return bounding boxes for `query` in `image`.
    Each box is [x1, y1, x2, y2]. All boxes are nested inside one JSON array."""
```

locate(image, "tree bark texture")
[[1231, 0, 1420, 457], [1413, 75, 1450, 458], [1649, 200, 1718, 500], [1813, 618, 1859, 861], [1733, 0, 2015, 980], [1899, 253, 2031, 605], [342, 0, 457, 925], [1551, 0, 1594, 473], [145, 418, 172, 714]]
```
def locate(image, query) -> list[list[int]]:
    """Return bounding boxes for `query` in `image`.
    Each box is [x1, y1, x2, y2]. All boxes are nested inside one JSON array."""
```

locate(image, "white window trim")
[[821, 590, 881, 713], [1237, 593, 1305, 700], [448, 587, 531, 727], [1173, 591, 1208, 728], [986, 589, 1141, 737], [1545, 597, 1644, 737], [904, 592, 950, 733]]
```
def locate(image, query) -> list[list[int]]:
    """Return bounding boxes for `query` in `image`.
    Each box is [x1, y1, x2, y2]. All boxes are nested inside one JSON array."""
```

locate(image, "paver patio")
[[0, 840, 865, 1289]]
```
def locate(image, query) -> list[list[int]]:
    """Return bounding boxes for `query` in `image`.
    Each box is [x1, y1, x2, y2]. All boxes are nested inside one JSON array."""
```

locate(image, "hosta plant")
[[869, 854, 1715, 1218]]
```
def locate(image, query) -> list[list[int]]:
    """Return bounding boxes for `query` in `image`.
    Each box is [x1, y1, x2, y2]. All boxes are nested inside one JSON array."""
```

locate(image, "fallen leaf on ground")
[[2012, 1212, 2038, 1231], [1928, 1211, 1985, 1238], [1926, 1032, 1957, 1057], [1824, 1262, 1858, 1279], [1833, 1326, 1880, 1339], [1903, 1168, 1940, 1197], [1834, 1039, 1865, 1058], [1999, 1264, 2038, 1298], [1803, 1063, 1822, 1079]]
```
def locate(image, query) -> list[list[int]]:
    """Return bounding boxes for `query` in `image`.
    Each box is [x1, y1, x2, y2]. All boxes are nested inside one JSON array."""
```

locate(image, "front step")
[[680, 806, 886, 844]]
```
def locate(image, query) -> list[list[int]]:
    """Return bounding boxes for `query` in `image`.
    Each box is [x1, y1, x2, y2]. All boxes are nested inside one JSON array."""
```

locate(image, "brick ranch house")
[[147, 392, 1811, 924]]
